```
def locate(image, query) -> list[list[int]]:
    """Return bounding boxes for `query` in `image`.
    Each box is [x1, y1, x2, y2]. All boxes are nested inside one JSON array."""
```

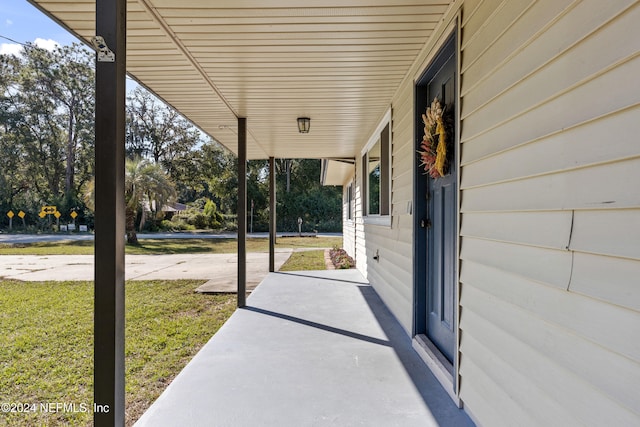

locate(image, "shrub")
[[203, 199, 223, 228], [169, 199, 227, 230], [329, 247, 355, 269], [162, 219, 196, 231]]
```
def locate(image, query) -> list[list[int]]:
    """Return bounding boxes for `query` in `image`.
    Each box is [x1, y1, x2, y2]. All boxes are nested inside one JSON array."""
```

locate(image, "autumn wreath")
[[418, 98, 450, 178]]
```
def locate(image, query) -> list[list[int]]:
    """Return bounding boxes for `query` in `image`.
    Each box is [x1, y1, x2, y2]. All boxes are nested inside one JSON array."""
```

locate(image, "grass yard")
[[279, 250, 327, 271], [0, 235, 340, 424], [0, 236, 343, 256], [0, 280, 236, 426]]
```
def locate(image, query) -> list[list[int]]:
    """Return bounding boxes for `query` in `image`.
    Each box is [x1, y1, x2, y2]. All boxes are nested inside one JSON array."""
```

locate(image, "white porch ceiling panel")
[[29, 0, 451, 159]]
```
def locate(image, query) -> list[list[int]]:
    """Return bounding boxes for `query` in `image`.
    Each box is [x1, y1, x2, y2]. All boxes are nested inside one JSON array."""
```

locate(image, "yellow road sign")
[[18, 211, 25, 218], [39, 211, 46, 219], [54, 211, 61, 219], [7, 210, 14, 218], [41, 205, 57, 214], [70, 211, 78, 219]]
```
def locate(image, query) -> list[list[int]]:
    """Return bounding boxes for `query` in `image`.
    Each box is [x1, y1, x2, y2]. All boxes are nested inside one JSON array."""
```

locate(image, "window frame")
[[346, 180, 354, 222], [361, 108, 392, 227]]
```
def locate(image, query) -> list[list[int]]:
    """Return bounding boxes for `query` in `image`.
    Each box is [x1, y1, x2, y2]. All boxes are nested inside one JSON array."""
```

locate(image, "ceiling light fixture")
[[297, 117, 310, 134]]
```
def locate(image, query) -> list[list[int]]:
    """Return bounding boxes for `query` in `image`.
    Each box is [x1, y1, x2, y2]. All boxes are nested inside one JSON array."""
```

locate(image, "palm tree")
[[124, 158, 175, 244], [84, 158, 176, 244]]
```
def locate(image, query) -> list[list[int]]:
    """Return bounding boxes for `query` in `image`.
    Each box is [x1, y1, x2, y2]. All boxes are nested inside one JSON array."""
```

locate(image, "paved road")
[[0, 232, 342, 244]]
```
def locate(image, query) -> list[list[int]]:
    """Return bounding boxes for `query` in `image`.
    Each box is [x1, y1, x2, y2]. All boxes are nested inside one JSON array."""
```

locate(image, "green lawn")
[[0, 236, 339, 424], [0, 236, 343, 256], [0, 280, 236, 426], [279, 250, 327, 271]]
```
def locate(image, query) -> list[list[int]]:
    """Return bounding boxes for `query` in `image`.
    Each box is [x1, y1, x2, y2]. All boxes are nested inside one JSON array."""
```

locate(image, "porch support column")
[[237, 117, 247, 307], [94, 0, 126, 425], [269, 156, 276, 272]]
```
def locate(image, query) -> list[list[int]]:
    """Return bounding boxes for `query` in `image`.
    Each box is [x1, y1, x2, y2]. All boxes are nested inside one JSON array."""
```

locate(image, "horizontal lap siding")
[[459, 0, 640, 425], [354, 179, 367, 276], [354, 73, 415, 334], [361, 218, 414, 334], [391, 78, 415, 222], [342, 181, 356, 259]]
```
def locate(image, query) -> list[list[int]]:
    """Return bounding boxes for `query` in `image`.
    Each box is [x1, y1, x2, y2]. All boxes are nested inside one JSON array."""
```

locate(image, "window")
[[368, 139, 381, 215], [362, 110, 391, 224], [347, 181, 354, 221]]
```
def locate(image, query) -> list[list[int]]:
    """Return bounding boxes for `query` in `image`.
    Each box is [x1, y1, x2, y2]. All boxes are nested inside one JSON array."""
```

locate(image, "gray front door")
[[414, 34, 457, 364], [426, 52, 456, 363]]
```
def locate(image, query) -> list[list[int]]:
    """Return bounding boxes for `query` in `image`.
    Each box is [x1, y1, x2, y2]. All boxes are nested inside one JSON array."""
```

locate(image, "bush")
[[203, 199, 223, 228], [329, 246, 355, 269], [168, 199, 227, 230], [160, 219, 195, 231]]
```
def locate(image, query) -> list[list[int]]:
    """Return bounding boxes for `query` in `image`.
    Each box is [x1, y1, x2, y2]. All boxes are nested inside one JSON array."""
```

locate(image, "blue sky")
[[1, 0, 143, 91], [0, 0, 78, 52]]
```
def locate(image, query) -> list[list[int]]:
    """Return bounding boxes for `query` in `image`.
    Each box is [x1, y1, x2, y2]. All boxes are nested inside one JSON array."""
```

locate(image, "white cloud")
[[5, 19, 13, 26], [0, 43, 22, 56], [33, 38, 60, 51], [0, 38, 61, 57]]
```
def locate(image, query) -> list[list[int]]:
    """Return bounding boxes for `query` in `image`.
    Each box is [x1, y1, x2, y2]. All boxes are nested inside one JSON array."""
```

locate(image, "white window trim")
[[361, 107, 392, 227], [346, 180, 355, 223], [364, 215, 391, 227], [362, 109, 391, 154]]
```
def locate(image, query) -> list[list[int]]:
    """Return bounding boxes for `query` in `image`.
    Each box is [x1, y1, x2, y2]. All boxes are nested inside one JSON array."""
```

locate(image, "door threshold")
[[413, 334, 460, 407]]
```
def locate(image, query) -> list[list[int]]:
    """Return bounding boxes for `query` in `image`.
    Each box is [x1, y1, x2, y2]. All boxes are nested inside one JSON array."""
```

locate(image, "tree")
[[126, 88, 199, 162], [276, 159, 341, 232], [22, 44, 95, 203], [0, 43, 94, 221], [1, 42, 343, 234], [0, 54, 27, 215], [201, 141, 238, 213], [85, 158, 176, 242], [203, 198, 223, 228], [6, 45, 64, 202], [124, 158, 176, 244], [275, 159, 299, 193], [125, 87, 206, 204]]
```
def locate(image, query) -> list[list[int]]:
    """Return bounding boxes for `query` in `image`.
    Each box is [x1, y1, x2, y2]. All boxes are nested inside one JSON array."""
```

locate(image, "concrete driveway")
[[0, 251, 293, 292]]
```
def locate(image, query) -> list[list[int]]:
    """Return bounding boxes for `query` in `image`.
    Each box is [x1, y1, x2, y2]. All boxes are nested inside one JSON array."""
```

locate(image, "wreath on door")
[[418, 98, 451, 178]]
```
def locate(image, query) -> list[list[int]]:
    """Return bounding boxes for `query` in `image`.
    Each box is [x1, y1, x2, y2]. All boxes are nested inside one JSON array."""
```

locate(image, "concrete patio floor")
[[135, 270, 474, 427]]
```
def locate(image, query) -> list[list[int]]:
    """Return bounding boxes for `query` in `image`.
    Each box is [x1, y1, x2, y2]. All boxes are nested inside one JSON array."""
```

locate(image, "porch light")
[[297, 117, 310, 133]]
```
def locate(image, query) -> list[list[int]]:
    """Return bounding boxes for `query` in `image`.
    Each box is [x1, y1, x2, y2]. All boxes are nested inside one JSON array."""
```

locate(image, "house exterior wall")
[[457, 0, 640, 424], [351, 101, 415, 334], [342, 180, 356, 260], [348, 0, 640, 425]]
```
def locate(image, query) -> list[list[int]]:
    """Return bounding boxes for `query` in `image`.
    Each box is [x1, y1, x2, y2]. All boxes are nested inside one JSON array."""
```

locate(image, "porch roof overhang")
[[28, 0, 454, 160], [321, 158, 355, 186]]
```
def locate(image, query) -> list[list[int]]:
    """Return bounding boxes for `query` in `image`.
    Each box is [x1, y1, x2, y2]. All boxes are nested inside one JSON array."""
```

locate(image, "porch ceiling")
[[29, 0, 452, 160]]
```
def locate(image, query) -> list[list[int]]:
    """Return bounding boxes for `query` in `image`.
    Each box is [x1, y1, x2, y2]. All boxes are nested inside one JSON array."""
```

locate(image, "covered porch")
[[135, 269, 472, 426], [25, 0, 466, 424], [21, 0, 640, 425]]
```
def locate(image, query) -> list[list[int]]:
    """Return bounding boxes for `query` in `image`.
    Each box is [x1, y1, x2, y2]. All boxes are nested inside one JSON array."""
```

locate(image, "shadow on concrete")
[[357, 284, 475, 426], [275, 270, 369, 285], [135, 269, 474, 427], [243, 305, 392, 347]]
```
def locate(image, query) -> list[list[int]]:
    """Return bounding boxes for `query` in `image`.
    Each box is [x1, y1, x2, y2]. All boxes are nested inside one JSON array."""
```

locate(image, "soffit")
[[29, 0, 452, 159]]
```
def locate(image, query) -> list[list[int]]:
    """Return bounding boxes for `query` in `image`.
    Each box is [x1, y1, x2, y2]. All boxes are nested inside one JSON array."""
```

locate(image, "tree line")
[[0, 42, 342, 239]]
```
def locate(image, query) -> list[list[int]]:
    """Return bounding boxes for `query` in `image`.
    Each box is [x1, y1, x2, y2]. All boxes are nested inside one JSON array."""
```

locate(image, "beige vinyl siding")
[[354, 171, 367, 277], [351, 76, 416, 332], [342, 180, 356, 259], [350, 0, 460, 343], [459, 0, 640, 425], [362, 223, 413, 332]]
